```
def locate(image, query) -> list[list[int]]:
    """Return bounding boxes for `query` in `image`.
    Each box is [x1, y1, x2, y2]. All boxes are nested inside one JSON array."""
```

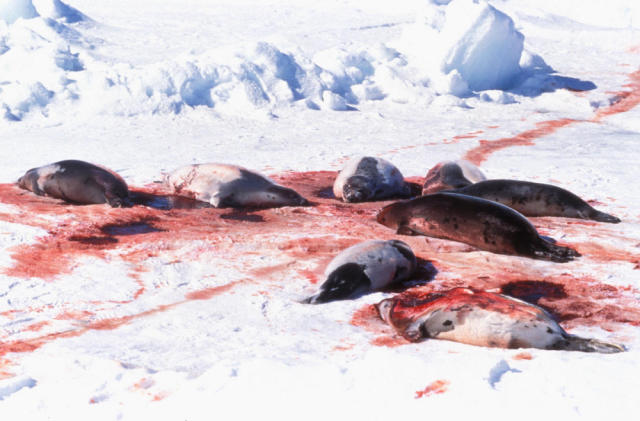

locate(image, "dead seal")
[[376, 287, 624, 353], [303, 239, 417, 304], [452, 179, 620, 223], [333, 156, 410, 202], [165, 163, 308, 208], [376, 192, 580, 262], [422, 160, 486, 195], [17, 160, 129, 207]]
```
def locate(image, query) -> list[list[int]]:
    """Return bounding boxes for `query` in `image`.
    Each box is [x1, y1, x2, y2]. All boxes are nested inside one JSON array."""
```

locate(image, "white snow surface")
[[1, 0, 640, 419]]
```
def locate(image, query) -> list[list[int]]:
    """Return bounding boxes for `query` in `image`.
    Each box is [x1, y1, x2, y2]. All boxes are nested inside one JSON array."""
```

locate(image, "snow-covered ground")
[[1, 0, 639, 419]]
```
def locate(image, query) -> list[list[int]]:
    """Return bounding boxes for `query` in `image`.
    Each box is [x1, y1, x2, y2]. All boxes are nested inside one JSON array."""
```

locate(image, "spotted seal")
[[376, 192, 580, 262], [452, 179, 620, 223]]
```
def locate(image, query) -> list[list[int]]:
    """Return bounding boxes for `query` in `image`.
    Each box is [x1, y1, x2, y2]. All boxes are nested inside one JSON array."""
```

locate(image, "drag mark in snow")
[[463, 119, 576, 165], [452, 130, 484, 141], [0, 281, 240, 360], [415, 380, 450, 398], [184, 281, 240, 300], [379, 129, 485, 158], [464, 67, 640, 165], [593, 70, 640, 121], [23, 321, 51, 332]]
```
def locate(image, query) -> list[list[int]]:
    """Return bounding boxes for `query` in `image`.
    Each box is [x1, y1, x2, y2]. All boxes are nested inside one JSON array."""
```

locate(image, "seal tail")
[[301, 263, 371, 304], [531, 238, 581, 263], [554, 335, 625, 354], [589, 210, 621, 224]]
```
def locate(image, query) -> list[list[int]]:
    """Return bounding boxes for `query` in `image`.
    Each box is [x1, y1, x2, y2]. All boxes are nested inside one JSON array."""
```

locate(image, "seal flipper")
[[550, 335, 625, 354], [94, 172, 128, 208], [521, 237, 580, 263], [589, 209, 621, 224], [396, 225, 421, 236], [303, 263, 371, 304]]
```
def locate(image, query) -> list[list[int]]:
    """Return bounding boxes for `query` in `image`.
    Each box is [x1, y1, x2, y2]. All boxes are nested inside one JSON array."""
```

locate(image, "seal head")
[[422, 160, 486, 195], [333, 156, 410, 202]]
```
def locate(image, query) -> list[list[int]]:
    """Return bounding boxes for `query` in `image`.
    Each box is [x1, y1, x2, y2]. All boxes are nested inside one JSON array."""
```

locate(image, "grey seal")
[[17, 160, 129, 207]]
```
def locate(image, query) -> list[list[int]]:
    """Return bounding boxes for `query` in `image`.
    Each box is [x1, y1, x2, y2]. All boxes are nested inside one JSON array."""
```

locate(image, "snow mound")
[[0, 0, 590, 122], [0, 0, 38, 25], [32, 0, 90, 23], [395, 0, 525, 94], [440, 0, 524, 91]]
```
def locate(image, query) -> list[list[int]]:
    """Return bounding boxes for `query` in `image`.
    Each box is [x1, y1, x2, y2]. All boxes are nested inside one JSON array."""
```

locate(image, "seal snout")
[[376, 203, 398, 227], [343, 188, 366, 203], [375, 207, 388, 225], [342, 176, 372, 203], [273, 186, 309, 207]]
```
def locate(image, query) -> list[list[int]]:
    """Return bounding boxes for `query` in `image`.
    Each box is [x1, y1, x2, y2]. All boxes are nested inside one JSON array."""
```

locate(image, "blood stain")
[[54, 310, 96, 320], [133, 378, 155, 390], [501, 280, 567, 304], [350, 304, 408, 347], [415, 379, 450, 399], [298, 268, 321, 285], [463, 118, 576, 165], [152, 392, 168, 401], [0, 282, 239, 359], [513, 352, 533, 360], [1, 168, 639, 362], [184, 281, 240, 300], [463, 67, 640, 164], [24, 321, 51, 332], [593, 70, 640, 121], [332, 343, 355, 352]]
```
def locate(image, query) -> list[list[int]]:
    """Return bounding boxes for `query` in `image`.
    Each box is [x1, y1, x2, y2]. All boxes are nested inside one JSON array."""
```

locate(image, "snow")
[[0, 0, 577, 122], [1, 0, 640, 419], [392, 0, 528, 94], [0, 0, 38, 25]]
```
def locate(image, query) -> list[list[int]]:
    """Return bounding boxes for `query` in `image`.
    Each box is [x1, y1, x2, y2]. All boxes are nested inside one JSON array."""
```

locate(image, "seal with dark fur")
[[303, 240, 417, 304], [333, 156, 410, 202], [452, 179, 620, 223], [376, 288, 624, 353], [17, 160, 129, 207], [376, 192, 579, 262]]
